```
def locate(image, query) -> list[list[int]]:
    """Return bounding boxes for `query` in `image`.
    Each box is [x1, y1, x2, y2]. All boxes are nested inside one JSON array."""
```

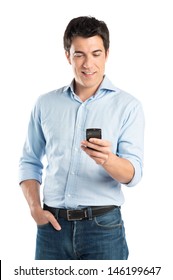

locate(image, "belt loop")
[[87, 207, 93, 220], [54, 209, 59, 220]]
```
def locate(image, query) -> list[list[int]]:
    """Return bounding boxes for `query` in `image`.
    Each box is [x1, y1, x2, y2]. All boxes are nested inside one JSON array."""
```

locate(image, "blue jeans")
[[35, 207, 129, 260]]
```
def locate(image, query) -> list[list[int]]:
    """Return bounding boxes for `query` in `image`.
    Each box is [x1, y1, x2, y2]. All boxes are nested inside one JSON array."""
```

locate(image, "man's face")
[[65, 35, 109, 92]]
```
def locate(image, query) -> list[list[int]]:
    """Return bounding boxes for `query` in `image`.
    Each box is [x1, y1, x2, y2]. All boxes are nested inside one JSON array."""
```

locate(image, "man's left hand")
[[81, 138, 112, 165]]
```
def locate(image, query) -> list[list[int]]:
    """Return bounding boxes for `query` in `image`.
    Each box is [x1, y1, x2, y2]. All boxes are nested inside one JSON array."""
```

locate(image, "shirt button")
[[71, 171, 75, 175]]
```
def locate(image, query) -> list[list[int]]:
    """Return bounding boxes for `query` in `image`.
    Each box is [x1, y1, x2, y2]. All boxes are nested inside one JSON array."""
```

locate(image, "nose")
[[82, 55, 93, 68]]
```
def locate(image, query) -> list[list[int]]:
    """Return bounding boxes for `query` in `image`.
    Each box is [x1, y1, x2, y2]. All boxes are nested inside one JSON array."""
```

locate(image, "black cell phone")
[[86, 128, 102, 141]]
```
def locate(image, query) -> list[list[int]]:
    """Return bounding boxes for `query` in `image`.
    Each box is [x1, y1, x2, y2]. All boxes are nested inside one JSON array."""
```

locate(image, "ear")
[[65, 51, 71, 65]]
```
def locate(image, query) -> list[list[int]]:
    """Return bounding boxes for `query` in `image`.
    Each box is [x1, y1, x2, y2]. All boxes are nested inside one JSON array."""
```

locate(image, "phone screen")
[[86, 128, 102, 141]]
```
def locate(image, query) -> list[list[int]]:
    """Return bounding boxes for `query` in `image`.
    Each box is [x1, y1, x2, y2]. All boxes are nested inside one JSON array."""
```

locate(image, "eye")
[[93, 52, 102, 57], [73, 52, 84, 57]]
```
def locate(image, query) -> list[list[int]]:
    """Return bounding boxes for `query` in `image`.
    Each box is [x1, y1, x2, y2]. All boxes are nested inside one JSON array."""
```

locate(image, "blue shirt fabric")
[[19, 76, 144, 209]]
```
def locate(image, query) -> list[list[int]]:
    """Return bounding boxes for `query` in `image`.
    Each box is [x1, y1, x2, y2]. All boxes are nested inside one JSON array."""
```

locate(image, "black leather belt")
[[44, 204, 118, 221]]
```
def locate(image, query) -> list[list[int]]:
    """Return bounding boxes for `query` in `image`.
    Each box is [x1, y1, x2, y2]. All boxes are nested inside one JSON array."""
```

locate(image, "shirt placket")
[[64, 102, 88, 208]]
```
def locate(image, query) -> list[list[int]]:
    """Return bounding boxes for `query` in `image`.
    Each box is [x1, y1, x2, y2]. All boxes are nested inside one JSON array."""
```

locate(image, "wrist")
[[102, 152, 114, 167], [30, 204, 42, 217]]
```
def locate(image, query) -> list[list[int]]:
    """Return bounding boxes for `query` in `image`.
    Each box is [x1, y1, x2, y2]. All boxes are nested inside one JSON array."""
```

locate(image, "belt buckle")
[[67, 210, 87, 221]]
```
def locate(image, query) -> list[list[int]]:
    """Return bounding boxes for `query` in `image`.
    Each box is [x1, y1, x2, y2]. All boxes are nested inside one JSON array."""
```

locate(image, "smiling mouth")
[[82, 71, 96, 76]]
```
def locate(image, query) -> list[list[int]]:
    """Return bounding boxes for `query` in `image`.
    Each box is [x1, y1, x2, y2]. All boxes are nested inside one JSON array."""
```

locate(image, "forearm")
[[81, 138, 135, 184], [20, 179, 42, 212], [102, 153, 135, 184]]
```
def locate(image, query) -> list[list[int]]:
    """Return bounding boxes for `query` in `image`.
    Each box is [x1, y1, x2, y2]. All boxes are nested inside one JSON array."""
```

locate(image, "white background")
[[0, 0, 173, 278]]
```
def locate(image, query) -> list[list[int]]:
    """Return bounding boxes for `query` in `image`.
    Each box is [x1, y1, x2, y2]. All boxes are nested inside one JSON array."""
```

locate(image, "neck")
[[74, 81, 102, 102], [76, 88, 97, 102]]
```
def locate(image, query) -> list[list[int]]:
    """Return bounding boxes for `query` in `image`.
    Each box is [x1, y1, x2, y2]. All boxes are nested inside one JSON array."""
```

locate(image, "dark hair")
[[63, 16, 110, 52]]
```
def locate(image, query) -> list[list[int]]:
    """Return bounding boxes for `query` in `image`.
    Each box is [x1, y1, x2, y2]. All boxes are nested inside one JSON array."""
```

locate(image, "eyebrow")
[[73, 49, 103, 55]]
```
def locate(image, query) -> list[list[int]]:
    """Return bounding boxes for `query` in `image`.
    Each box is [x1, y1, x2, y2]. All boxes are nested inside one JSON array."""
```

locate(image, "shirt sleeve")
[[117, 100, 145, 187], [18, 98, 46, 184]]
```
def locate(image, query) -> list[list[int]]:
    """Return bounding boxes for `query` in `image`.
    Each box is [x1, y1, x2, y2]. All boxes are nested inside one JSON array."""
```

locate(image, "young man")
[[19, 16, 144, 260]]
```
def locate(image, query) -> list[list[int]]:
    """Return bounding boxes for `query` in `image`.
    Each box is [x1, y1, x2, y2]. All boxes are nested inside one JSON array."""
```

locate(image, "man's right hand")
[[31, 206, 61, 231]]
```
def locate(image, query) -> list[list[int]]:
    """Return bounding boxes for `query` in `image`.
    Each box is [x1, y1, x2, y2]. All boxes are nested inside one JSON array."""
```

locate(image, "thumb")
[[46, 211, 61, 231]]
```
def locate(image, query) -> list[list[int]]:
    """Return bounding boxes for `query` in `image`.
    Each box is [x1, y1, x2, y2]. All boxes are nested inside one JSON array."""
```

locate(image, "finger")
[[81, 144, 101, 154], [81, 142, 108, 154], [88, 138, 110, 147], [81, 140, 102, 151], [90, 152, 108, 162], [81, 139, 110, 150], [82, 145, 109, 165], [45, 211, 61, 231], [90, 156, 108, 165]]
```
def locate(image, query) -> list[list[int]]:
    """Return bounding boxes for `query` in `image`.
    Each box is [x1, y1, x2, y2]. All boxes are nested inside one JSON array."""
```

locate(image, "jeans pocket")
[[94, 208, 122, 228], [37, 222, 50, 229]]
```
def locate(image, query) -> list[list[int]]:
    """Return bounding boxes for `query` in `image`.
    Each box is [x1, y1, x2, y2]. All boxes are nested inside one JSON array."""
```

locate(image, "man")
[[19, 16, 144, 260]]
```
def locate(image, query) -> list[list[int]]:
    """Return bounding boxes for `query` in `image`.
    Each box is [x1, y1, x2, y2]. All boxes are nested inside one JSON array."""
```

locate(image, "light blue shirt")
[[19, 76, 144, 208]]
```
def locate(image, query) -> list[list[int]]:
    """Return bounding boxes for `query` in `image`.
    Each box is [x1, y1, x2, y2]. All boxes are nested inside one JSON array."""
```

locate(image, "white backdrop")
[[0, 0, 172, 278]]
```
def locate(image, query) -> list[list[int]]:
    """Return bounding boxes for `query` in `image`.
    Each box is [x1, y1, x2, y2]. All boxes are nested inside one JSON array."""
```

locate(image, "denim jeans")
[[35, 207, 129, 260]]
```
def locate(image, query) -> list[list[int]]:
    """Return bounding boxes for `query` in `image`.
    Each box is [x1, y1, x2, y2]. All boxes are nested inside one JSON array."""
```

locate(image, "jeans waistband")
[[43, 204, 119, 221]]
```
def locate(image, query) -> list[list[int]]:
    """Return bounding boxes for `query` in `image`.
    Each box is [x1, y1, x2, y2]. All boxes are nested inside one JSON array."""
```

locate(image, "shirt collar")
[[63, 75, 119, 96], [99, 75, 118, 92]]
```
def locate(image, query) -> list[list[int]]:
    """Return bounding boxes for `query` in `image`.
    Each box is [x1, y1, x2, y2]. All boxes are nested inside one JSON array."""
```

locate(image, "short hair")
[[63, 16, 110, 52]]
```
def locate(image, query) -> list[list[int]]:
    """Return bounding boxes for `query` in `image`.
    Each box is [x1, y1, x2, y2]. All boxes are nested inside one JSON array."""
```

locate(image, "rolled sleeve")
[[117, 101, 145, 187], [18, 99, 46, 184]]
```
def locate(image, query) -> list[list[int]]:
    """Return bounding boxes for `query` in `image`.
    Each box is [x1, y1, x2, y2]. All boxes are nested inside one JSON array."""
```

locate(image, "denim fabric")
[[35, 207, 129, 260]]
